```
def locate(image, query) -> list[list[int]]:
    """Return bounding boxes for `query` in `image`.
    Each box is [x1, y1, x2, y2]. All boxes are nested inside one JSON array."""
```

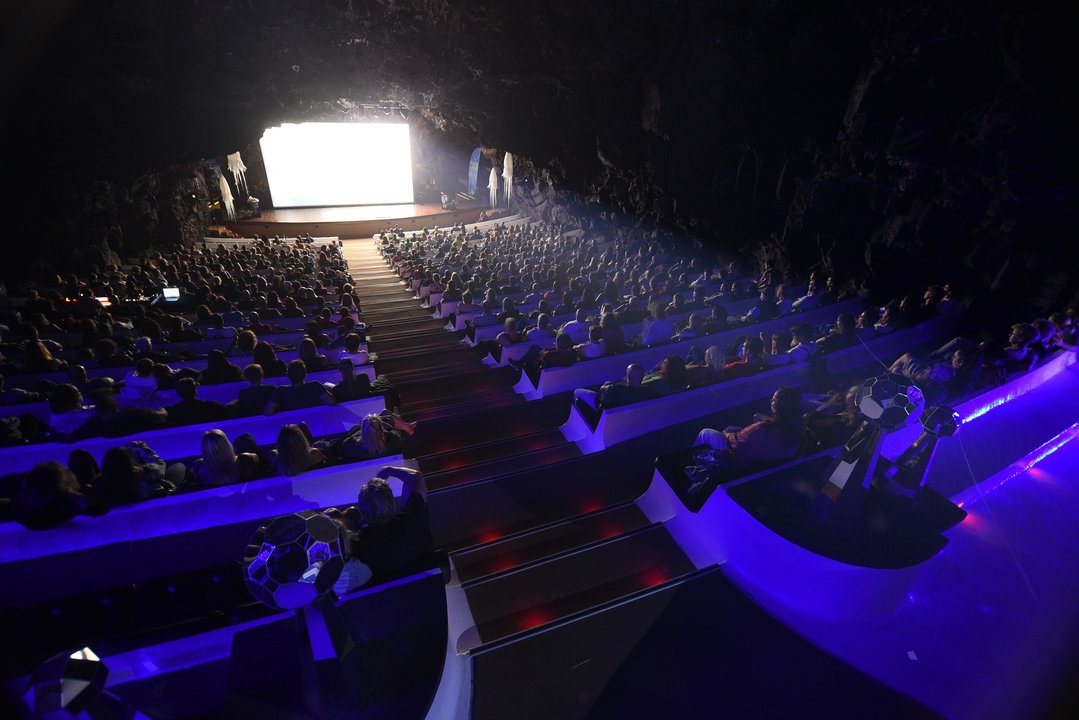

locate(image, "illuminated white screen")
[[259, 122, 414, 207]]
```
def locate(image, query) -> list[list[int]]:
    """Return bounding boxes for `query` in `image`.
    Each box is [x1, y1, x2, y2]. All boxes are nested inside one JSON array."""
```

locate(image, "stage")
[[228, 200, 487, 239]]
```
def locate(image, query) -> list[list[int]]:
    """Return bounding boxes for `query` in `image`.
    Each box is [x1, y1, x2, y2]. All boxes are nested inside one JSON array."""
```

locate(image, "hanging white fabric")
[[227, 152, 248, 196], [219, 174, 236, 220], [488, 167, 499, 209], [502, 152, 514, 206]]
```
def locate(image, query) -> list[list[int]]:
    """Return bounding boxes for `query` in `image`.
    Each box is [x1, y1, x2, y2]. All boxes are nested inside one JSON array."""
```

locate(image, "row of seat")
[[561, 312, 961, 454]]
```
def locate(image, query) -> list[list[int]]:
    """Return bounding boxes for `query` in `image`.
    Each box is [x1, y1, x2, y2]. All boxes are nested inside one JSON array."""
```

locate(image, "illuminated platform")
[[229, 200, 487, 239]]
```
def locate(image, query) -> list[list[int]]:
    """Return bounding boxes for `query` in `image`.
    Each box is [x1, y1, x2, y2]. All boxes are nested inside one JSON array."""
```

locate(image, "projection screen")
[[259, 122, 414, 207]]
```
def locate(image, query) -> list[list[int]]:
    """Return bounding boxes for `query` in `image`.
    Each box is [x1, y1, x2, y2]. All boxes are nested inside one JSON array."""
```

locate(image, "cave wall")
[[3, 0, 1076, 313]]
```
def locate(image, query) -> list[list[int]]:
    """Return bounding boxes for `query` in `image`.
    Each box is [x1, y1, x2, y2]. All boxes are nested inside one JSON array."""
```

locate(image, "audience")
[[264, 360, 336, 414]]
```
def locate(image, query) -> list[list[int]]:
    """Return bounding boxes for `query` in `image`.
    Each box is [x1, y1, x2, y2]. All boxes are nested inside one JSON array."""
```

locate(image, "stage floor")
[[230, 200, 486, 239], [256, 203, 447, 223]]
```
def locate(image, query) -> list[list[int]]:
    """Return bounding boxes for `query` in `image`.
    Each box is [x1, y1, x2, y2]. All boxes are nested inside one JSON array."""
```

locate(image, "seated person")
[[14, 461, 99, 530], [0, 373, 43, 405], [816, 313, 858, 353], [330, 357, 374, 403], [510, 332, 579, 373], [889, 352, 957, 402], [187, 429, 260, 487], [203, 314, 238, 340], [642, 355, 689, 396], [685, 345, 724, 387], [200, 349, 244, 385], [166, 378, 228, 425], [723, 337, 766, 379], [67, 364, 119, 397], [92, 337, 133, 368], [674, 312, 706, 341], [473, 317, 523, 362], [152, 362, 202, 391], [774, 284, 793, 316], [252, 341, 288, 378], [526, 313, 557, 343], [337, 333, 369, 366], [599, 312, 626, 355], [344, 465, 433, 579], [791, 280, 821, 312], [234, 330, 259, 355], [803, 384, 863, 452], [95, 441, 177, 507], [23, 326, 68, 373], [272, 422, 327, 477], [559, 309, 592, 345], [702, 303, 730, 334], [48, 384, 96, 438], [467, 300, 499, 333], [121, 358, 159, 400], [245, 312, 273, 336], [693, 387, 804, 473], [298, 338, 333, 373], [1002, 322, 1040, 373], [575, 325, 606, 359], [340, 410, 416, 461], [761, 324, 816, 367], [1050, 312, 1077, 348], [86, 392, 168, 438], [639, 302, 675, 346], [235, 363, 277, 416], [855, 307, 880, 341], [447, 290, 481, 325], [264, 360, 336, 414], [573, 362, 651, 422], [740, 287, 778, 325], [304, 320, 332, 349], [497, 297, 521, 323]]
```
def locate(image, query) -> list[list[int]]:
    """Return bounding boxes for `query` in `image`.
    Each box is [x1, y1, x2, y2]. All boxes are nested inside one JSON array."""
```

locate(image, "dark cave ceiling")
[[3, 0, 1078, 311]]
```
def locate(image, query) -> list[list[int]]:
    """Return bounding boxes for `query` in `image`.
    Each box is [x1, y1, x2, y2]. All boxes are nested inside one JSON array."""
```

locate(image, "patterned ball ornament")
[[856, 374, 925, 430], [29, 647, 108, 717], [920, 405, 960, 436], [245, 511, 346, 610]]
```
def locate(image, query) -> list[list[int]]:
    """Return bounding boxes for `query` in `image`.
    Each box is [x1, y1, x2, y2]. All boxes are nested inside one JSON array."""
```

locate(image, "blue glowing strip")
[[953, 422, 1079, 509], [960, 352, 1075, 424]]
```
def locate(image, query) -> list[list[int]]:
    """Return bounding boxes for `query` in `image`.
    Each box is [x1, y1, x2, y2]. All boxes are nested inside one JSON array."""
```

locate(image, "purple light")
[[948, 422, 1079, 514]]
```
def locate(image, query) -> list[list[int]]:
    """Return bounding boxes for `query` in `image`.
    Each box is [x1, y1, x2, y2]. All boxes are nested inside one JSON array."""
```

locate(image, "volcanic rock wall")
[[4, 0, 1076, 313]]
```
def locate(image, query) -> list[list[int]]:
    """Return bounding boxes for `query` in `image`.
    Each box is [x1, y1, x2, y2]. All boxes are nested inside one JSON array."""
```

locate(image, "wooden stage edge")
[[227, 201, 487, 240]]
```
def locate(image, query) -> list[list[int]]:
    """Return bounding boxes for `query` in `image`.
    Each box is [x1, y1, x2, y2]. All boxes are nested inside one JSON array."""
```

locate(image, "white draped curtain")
[[219, 174, 235, 220], [502, 152, 514, 206], [488, 167, 499, 209], [226, 152, 248, 196]]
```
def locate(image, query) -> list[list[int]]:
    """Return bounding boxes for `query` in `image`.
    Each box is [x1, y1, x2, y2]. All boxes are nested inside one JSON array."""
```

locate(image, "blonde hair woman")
[[192, 429, 260, 486], [272, 423, 327, 477], [340, 411, 416, 461]]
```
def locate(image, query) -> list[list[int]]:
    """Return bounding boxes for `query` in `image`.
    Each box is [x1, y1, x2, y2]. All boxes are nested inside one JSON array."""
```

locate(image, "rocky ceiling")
[[4, 0, 1078, 314]]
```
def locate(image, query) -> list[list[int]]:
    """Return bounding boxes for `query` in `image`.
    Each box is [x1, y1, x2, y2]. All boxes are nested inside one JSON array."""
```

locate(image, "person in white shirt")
[[559, 309, 591, 345], [337, 332, 370, 366], [575, 326, 605, 359], [121, 358, 159, 399], [791, 280, 821, 312], [640, 302, 675, 346], [526, 313, 557, 343]]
